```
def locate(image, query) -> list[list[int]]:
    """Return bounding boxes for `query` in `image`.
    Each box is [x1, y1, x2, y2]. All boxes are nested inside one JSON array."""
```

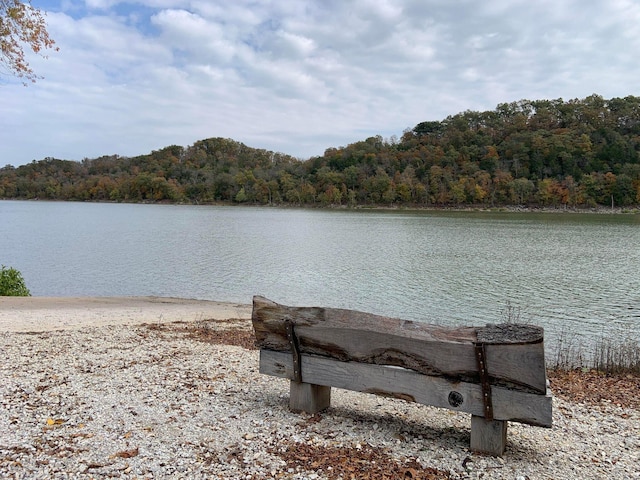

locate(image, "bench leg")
[[470, 415, 507, 456], [289, 381, 331, 414]]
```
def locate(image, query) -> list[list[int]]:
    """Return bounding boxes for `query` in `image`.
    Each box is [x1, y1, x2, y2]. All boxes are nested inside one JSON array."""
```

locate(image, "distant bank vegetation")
[[1, 94, 639, 208]]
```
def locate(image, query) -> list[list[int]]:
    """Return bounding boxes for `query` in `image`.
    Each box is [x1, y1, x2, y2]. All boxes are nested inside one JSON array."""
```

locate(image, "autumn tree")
[[1, 96, 639, 208], [0, 0, 57, 84]]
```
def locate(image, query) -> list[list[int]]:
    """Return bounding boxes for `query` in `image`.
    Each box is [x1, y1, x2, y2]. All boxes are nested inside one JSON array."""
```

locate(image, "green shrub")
[[0, 265, 31, 296]]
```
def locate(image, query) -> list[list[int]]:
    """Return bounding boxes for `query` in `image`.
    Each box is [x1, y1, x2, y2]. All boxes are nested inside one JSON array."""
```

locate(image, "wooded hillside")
[[2, 94, 639, 208]]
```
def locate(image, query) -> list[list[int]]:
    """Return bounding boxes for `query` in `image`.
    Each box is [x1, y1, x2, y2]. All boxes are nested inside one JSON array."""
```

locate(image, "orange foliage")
[[1, 0, 58, 84]]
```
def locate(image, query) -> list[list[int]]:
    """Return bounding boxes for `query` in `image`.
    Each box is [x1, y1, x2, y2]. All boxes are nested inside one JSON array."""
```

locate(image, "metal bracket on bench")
[[285, 320, 302, 382], [475, 342, 493, 421]]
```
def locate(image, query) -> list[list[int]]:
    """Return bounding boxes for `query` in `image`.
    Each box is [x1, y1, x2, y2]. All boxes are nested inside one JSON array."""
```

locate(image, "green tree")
[[428, 165, 452, 204], [235, 187, 248, 203], [0, 265, 30, 296], [363, 167, 392, 203], [511, 177, 535, 204]]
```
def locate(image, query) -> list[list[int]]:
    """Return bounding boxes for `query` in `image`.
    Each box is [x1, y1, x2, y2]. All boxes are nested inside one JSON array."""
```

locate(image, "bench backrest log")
[[251, 296, 552, 456]]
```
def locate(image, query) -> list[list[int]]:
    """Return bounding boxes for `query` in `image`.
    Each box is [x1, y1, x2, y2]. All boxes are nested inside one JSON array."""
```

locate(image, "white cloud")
[[150, 9, 237, 63], [270, 30, 316, 58], [1, 0, 639, 166], [84, 0, 119, 9]]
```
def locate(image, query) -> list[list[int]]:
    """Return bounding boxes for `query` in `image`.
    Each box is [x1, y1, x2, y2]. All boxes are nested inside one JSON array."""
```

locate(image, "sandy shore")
[[0, 296, 252, 332]]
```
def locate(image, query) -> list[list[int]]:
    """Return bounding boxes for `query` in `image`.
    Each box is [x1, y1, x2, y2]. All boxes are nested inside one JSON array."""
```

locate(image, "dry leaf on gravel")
[[112, 447, 139, 459], [548, 369, 640, 410], [268, 441, 452, 480], [145, 320, 258, 350]]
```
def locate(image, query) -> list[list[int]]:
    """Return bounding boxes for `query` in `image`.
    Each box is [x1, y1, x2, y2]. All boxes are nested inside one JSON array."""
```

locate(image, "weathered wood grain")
[[289, 382, 331, 414], [253, 296, 547, 394], [260, 349, 553, 427], [470, 416, 507, 456]]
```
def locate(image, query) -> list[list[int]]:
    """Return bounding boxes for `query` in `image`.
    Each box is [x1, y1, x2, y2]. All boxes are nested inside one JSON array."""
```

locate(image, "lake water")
[[1, 200, 638, 352]]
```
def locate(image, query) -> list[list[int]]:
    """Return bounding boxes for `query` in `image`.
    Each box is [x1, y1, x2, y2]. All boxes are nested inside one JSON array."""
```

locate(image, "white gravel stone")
[[0, 322, 638, 479]]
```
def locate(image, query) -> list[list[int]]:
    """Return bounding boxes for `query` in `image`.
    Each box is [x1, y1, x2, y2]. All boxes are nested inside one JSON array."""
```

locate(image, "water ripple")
[[1, 201, 638, 351]]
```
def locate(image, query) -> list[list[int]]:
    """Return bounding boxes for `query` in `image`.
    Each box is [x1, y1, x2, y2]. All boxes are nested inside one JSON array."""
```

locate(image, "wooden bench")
[[252, 296, 552, 456]]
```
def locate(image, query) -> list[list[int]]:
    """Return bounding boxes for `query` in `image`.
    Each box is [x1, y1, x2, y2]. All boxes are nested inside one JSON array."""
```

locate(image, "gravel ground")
[[1, 319, 638, 479]]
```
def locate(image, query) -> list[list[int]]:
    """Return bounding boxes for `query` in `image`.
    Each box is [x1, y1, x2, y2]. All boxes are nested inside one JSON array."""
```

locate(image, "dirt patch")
[[144, 319, 258, 350]]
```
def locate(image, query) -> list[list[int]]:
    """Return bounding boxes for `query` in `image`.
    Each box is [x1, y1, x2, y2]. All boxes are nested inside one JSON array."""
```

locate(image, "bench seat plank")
[[260, 349, 552, 428]]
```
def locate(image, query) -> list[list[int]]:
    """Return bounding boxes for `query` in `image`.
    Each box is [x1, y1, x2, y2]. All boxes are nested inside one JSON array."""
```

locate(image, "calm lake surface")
[[1, 200, 638, 351]]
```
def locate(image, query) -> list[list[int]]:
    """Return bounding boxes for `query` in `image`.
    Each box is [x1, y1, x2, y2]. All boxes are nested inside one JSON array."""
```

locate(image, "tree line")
[[1, 94, 640, 208]]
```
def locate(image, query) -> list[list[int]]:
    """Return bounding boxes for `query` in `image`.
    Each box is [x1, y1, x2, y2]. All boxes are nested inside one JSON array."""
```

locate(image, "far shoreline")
[[2, 198, 638, 214]]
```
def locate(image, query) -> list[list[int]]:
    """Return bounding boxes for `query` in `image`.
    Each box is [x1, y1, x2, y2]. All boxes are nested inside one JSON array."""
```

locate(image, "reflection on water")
[[1, 201, 638, 350]]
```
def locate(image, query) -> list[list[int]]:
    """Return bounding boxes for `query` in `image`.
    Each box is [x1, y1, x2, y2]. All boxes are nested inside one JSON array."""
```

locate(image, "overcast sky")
[[1, 0, 639, 167]]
